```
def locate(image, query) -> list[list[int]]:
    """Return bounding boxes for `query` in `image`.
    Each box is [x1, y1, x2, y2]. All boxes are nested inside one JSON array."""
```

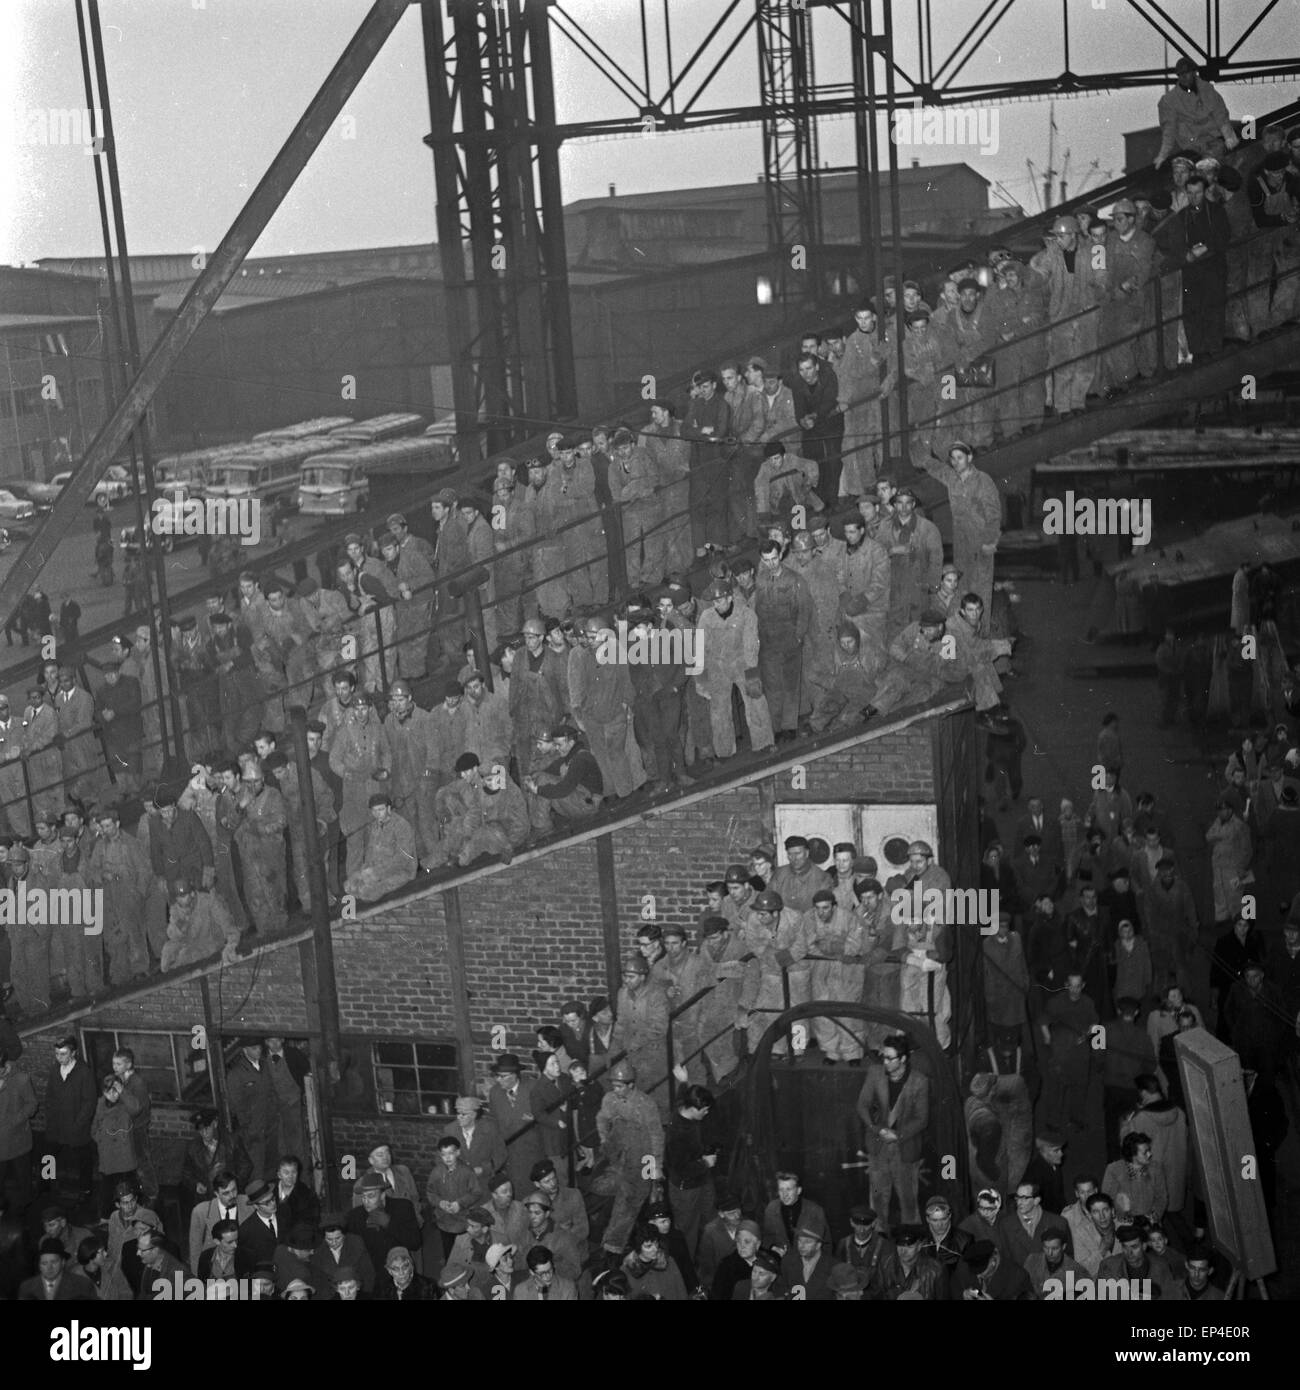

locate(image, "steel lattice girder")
[[471, 0, 1300, 143], [422, 0, 578, 447]]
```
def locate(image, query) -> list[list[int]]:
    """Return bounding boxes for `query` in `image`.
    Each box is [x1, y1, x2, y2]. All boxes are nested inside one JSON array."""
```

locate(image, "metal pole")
[[880, 2, 911, 456], [288, 706, 341, 1210], [86, 0, 184, 764], [527, 0, 579, 421], [421, 0, 479, 440], [850, 0, 876, 300], [0, 0, 410, 623]]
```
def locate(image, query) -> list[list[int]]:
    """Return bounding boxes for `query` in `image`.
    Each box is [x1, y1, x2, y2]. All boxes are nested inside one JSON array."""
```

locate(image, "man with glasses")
[[856, 1033, 930, 1227], [514, 1243, 578, 1301], [998, 1180, 1071, 1267]]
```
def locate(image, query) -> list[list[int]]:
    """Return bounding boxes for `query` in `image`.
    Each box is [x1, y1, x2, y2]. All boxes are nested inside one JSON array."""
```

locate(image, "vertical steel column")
[[453, 1, 514, 451], [878, 1, 910, 457], [757, 0, 823, 309], [82, 0, 182, 763], [289, 707, 342, 1208], [495, 0, 548, 430], [422, 0, 480, 441], [527, 0, 578, 420], [850, 0, 876, 301]]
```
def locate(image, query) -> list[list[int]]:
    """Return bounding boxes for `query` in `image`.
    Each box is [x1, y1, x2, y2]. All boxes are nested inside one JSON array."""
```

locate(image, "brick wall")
[[20, 714, 951, 1189]]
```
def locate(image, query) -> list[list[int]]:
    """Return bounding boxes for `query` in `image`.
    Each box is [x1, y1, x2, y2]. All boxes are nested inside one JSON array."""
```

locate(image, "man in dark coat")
[[226, 1038, 278, 1181], [18, 1238, 97, 1301], [42, 1036, 96, 1200], [856, 1034, 931, 1228], [237, 1180, 284, 1267], [95, 657, 143, 794], [373, 1243, 438, 1300], [345, 1170, 422, 1273], [1165, 172, 1233, 357]]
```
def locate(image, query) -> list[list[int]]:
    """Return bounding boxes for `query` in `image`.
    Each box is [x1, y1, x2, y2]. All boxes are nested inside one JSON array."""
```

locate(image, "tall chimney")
[[609, 183, 616, 198], [911, 158, 920, 169]]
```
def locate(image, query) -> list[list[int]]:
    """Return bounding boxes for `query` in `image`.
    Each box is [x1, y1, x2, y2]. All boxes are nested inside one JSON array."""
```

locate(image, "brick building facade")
[[18, 702, 977, 1196]]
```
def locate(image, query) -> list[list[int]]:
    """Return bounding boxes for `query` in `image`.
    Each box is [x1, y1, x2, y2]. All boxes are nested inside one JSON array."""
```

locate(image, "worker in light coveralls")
[[916, 442, 1002, 629], [696, 579, 774, 759], [887, 840, 955, 1050], [737, 890, 814, 1057], [804, 888, 868, 1063], [594, 1058, 664, 1263], [344, 793, 417, 902], [1029, 217, 1106, 417]]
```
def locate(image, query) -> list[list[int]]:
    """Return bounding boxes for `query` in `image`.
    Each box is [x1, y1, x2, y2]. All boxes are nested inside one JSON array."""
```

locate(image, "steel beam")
[[0, 0, 410, 624]]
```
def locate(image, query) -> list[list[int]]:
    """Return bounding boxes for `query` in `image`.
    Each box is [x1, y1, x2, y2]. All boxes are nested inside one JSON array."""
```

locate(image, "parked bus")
[[154, 442, 248, 491], [297, 433, 459, 516], [252, 416, 355, 444], [325, 412, 425, 446], [206, 438, 350, 511]]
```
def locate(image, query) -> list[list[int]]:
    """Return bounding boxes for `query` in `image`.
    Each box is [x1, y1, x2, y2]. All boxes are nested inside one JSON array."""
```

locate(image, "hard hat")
[[1050, 216, 1077, 236], [389, 679, 412, 699], [791, 532, 814, 552], [522, 617, 547, 638], [723, 864, 750, 885], [610, 1060, 637, 1083], [907, 840, 934, 858], [753, 889, 784, 913], [580, 615, 605, 636]]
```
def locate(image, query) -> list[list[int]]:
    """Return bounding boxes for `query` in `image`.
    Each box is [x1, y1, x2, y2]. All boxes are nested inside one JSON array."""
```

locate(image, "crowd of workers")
[[0, 69, 1298, 1303]]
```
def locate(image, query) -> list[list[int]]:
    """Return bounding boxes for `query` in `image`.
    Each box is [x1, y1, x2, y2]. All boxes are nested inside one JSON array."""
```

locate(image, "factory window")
[[81, 1028, 215, 1105], [334, 1034, 461, 1119], [756, 275, 775, 306]]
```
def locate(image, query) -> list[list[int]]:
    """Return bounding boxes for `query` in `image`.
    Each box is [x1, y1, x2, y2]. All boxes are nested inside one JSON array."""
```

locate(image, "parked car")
[[0, 490, 37, 523], [49, 463, 134, 506], [3, 478, 60, 512]]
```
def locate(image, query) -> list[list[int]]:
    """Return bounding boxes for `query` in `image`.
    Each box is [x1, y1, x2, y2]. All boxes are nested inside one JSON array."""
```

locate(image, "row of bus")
[[153, 413, 460, 519]]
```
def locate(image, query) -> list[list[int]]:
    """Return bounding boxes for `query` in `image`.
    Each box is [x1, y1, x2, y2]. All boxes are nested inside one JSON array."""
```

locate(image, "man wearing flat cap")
[[769, 833, 832, 913], [387, 511, 435, 569], [1154, 57, 1237, 169], [778, 1217, 835, 1300], [733, 1245, 786, 1300]]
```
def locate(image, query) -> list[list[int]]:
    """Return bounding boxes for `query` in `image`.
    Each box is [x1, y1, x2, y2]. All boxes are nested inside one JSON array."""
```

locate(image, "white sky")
[[2, 0, 1297, 265]]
